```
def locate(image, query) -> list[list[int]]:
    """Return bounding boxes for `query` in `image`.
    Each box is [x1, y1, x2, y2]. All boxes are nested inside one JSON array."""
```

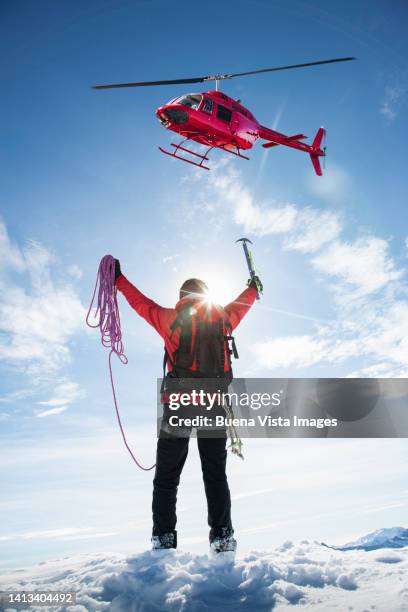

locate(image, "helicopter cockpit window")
[[202, 98, 213, 114], [216, 104, 232, 123], [177, 94, 203, 109]]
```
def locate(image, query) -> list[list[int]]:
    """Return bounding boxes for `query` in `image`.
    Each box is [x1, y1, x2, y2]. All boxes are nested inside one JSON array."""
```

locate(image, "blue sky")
[[1, 0, 408, 568]]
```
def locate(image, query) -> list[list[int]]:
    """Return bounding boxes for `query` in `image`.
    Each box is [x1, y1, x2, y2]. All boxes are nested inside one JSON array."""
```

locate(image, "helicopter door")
[[216, 103, 234, 137], [231, 111, 240, 134], [216, 104, 232, 124]]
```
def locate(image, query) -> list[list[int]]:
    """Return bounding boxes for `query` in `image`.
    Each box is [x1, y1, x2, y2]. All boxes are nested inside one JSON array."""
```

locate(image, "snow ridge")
[[1, 534, 407, 611], [327, 526, 408, 551]]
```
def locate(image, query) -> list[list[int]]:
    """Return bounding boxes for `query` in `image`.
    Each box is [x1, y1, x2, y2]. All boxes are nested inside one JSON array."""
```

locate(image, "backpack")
[[163, 301, 239, 386]]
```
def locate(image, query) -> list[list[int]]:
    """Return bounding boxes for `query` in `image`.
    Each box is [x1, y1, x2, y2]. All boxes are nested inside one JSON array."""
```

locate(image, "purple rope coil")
[[86, 254, 155, 471]]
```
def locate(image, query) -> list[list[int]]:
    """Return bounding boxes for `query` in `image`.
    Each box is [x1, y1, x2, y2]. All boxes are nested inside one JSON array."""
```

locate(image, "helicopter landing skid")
[[158, 139, 213, 170], [158, 138, 250, 170], [217, 144, 250, 161]]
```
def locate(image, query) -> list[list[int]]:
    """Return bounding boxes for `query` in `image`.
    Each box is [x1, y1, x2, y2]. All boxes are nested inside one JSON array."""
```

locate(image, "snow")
[[1, 534, 407, 611]]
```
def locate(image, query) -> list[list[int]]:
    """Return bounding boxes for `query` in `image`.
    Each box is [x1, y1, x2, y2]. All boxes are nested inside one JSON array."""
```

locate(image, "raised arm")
[[223, 285, 257, 330], [116, 272, 173, 337]]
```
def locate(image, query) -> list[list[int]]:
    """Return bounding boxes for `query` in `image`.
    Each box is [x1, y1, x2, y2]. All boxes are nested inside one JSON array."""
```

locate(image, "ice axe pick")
[[236, 238, 261, 300]]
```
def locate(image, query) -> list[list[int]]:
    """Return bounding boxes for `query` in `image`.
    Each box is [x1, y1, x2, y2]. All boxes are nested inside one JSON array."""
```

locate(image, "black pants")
[[152, 433, 232, 537]]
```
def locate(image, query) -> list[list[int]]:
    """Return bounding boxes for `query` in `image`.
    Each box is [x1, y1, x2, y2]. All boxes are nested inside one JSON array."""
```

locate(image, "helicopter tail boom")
[[260, 125, 325, 176]]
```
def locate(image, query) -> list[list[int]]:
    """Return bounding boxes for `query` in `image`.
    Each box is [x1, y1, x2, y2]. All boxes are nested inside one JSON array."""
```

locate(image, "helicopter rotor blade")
[[92, 57, 356, 89], [92, 77, 205, 89], [229, 57, 356, 79]]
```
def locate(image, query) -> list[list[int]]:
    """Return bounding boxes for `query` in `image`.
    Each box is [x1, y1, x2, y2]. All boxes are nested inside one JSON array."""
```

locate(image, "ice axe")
[[236, 238, 262, 300]]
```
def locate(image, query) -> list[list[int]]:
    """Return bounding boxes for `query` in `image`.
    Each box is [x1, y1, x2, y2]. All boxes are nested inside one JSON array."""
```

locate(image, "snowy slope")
[[328, 527, 408, 551], [1, 536, 407, 611]]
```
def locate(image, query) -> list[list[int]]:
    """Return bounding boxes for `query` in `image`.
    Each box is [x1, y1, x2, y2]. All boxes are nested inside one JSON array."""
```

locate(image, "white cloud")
[[0, 526, 120, 544], [162, 254, 180, 264], [36, 381, 82, 407], [180, 161, 341, 253], [307, 162, 352, 202], [284, 208, 342, 253], [205, 160, 337, 241], [0, 220, 25, 272], [1, 526, 121, 543], [255, 300, 408, 376], [312, 237, 402, 298], [0, 388, 33, 403], [21, 527, 92, 540], [0, 284, 84, 373], [23, 240, 55, 292], [61, 531, 119, 541], [346, 363, 408, 378], [206, 161, 298, 236], [379, 69, 408, 122], [254, 336, 328, 369], [361, 301, 408, 366], [253, 296, 408, 373], [0, 219, 86, 377], [34, 378, 82, 418], [380, 84, 406, 121], [67, 264, 83, 279], [234, 195, 297, 236], [182, 163, 408, 376], [36, 406, 68, 418]]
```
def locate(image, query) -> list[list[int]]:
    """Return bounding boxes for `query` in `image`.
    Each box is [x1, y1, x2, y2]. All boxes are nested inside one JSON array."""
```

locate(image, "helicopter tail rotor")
[[309, 127, 326, 176]]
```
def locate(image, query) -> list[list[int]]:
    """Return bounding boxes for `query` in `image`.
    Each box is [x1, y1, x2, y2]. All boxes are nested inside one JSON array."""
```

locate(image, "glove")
[[248, 275, 263, 294], [114, 259, 122, 281]]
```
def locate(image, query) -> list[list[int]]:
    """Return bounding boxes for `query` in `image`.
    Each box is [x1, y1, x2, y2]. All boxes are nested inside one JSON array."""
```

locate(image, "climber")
[[114, 259, 261, 553]]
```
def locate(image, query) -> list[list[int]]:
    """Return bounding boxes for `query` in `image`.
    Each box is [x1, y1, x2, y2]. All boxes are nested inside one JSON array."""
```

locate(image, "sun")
[[168, 257, 245, 307], [197, 268, 243, 307]]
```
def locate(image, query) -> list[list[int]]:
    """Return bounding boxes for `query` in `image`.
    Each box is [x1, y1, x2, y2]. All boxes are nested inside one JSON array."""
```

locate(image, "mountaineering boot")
[[209, 526, 237, 554], [151, 530, 177, 550]]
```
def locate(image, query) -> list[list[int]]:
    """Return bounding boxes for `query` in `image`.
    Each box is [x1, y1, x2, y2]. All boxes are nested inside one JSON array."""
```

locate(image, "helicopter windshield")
[[176, 94, 202, 109]]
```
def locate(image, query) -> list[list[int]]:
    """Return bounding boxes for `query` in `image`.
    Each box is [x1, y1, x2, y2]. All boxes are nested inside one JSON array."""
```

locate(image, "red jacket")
[[116, 274, 256, 371]]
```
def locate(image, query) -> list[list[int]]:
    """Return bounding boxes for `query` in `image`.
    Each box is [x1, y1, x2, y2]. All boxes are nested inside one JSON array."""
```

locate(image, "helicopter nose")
[[157, 106, 188, 125]]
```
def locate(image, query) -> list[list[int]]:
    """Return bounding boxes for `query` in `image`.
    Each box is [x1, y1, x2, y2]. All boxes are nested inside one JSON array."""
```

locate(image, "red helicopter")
[[93, 57, 355, 174]]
